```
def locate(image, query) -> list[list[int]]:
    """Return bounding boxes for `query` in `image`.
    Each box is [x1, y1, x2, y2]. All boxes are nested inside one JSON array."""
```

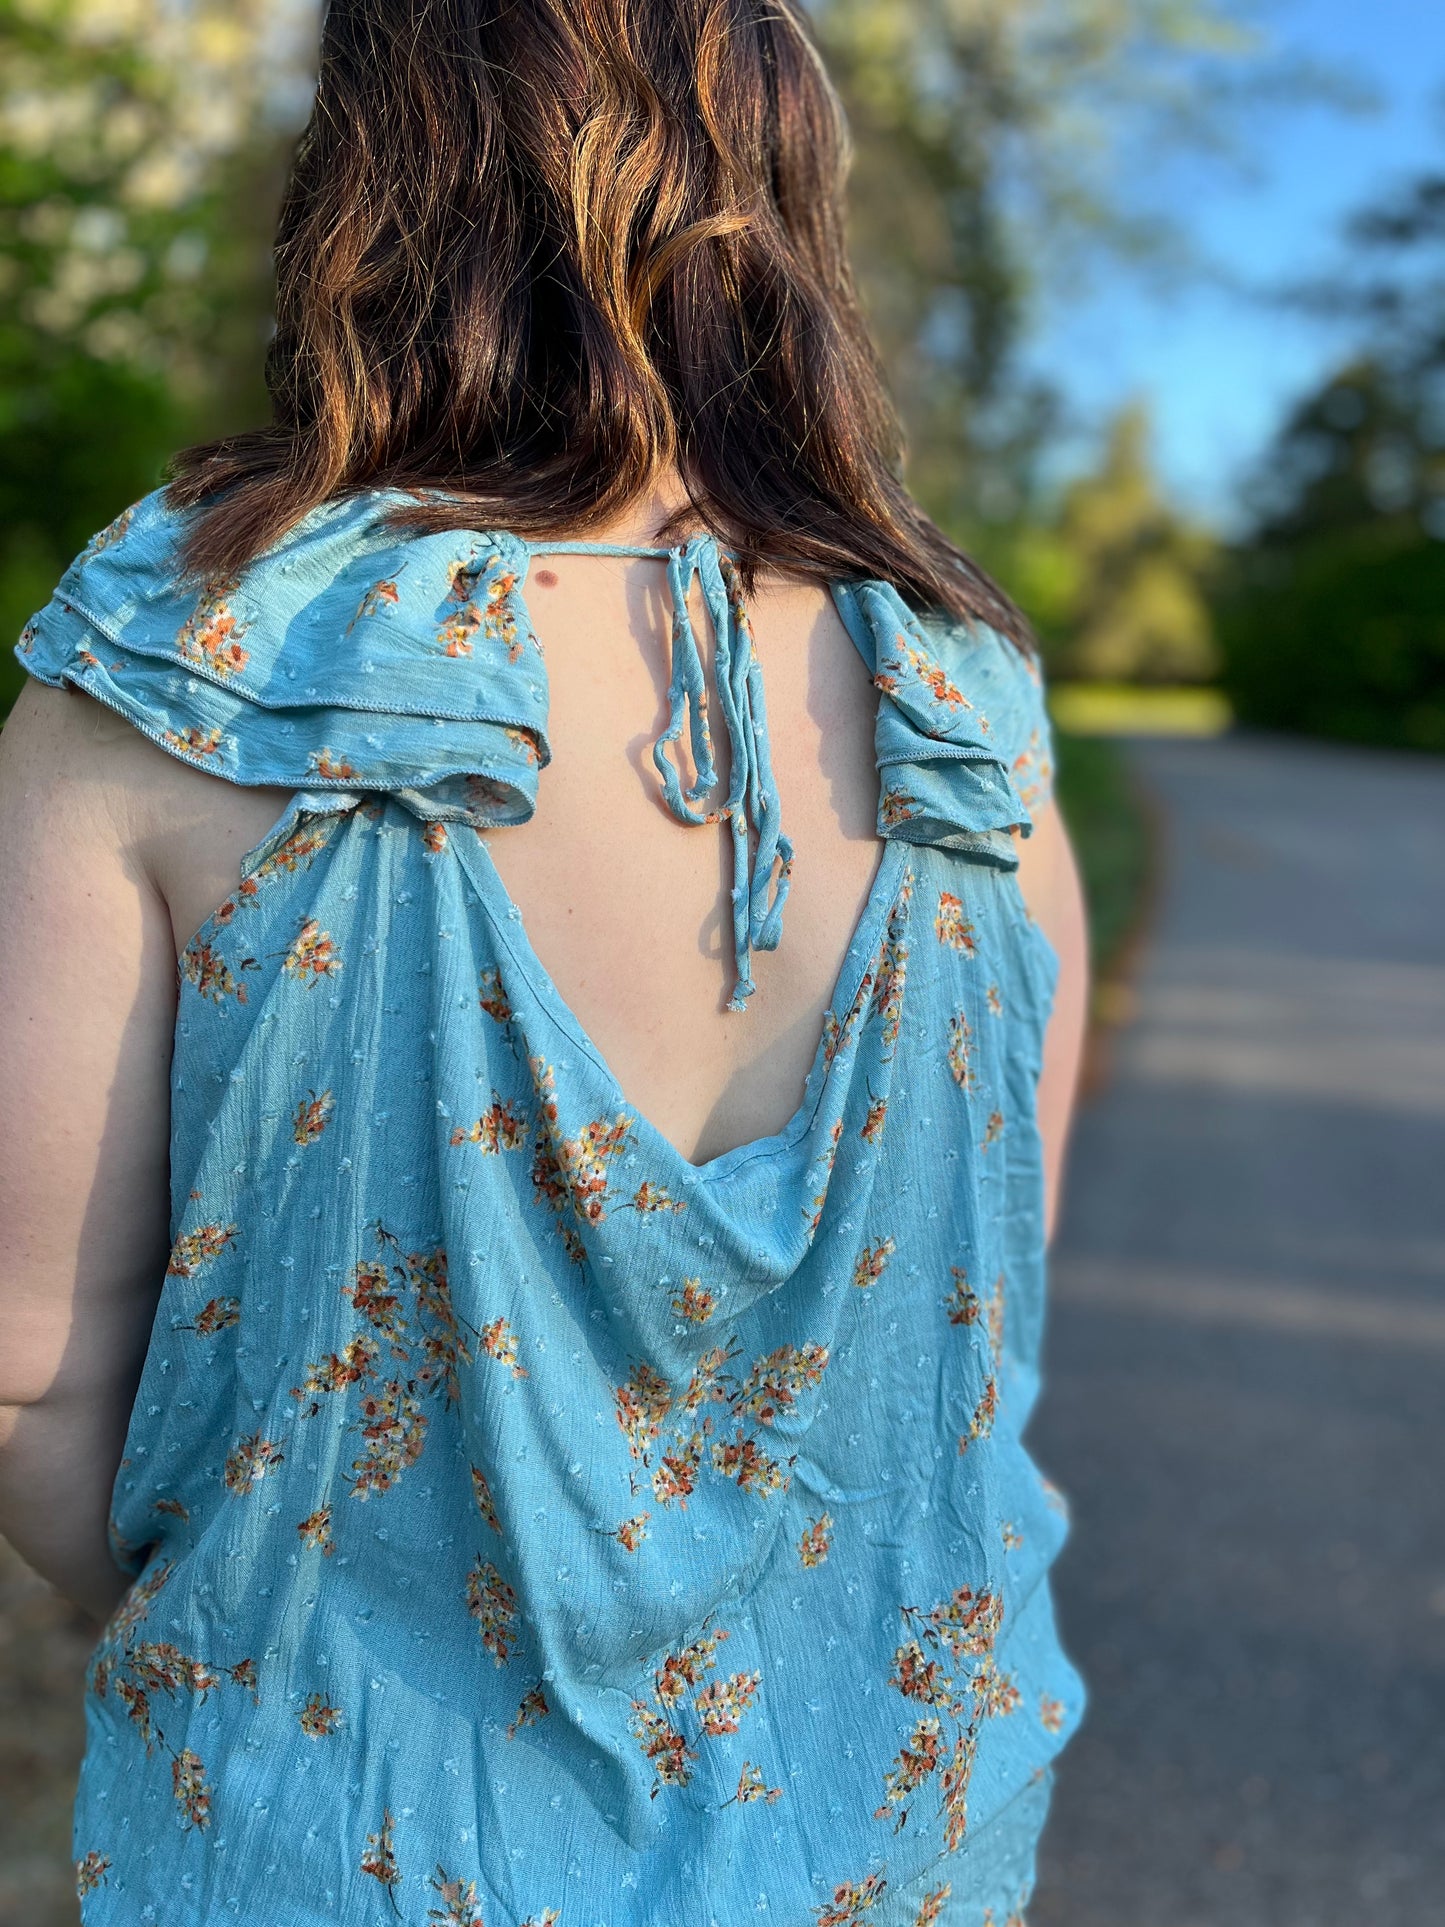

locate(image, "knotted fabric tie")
[[528, 533, 794, 1010]]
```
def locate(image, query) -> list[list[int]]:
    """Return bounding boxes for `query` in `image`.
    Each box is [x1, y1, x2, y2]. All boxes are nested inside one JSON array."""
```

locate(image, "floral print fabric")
[[17, 487, 1082, 1927]]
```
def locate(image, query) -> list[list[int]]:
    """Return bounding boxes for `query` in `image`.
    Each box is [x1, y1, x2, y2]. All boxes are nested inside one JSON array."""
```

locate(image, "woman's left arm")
[[1015, 797, 1090, 1244], [0, 679, 177, 1626]]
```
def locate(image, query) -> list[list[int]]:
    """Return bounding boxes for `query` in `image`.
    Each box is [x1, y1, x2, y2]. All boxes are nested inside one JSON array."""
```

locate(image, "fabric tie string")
[[528, 533, 793, 1012]]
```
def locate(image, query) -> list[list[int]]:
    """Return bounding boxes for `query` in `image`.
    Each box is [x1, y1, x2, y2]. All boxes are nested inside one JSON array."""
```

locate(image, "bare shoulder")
[[1, 678, 296, 959]]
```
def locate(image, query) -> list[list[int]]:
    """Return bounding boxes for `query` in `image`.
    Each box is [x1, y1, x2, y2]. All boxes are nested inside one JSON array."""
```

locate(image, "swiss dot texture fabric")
[[18, 486, 1083, 1927]]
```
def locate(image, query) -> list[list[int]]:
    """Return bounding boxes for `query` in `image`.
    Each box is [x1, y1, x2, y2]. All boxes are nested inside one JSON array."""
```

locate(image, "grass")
[[1049, 682, 1232, 739]]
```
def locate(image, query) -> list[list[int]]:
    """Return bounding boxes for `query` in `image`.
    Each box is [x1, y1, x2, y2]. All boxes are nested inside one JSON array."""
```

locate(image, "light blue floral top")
[[16, 485, 1082, 1927]]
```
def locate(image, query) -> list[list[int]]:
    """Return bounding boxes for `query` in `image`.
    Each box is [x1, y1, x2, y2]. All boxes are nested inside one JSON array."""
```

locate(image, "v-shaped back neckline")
[[468, 544, 890, 1180]]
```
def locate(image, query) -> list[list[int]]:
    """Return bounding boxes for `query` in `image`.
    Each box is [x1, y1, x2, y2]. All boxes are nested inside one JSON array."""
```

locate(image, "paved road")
[[1029, 731, 1445, 1927]]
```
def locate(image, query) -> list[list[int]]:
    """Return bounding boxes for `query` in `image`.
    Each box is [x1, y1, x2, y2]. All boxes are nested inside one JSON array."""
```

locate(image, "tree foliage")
[[0, 0, 310, 707], [813, 0, 1261, 533], [1218, 165, 1445, 750]]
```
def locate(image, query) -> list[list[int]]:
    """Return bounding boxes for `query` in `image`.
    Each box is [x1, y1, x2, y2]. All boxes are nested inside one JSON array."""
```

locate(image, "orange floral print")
[[361, 1808, 401, 1899], [876, 1584, 1012, 1847], [466, 1558, 519, 1665], [180, 940, 253, 1003], [1011, 727, 1054, 812], [913, 1885, 953, 1926], [935, 891, 976, 953], [480, 1316, 529, 1378], [860, 1095, 888, 1143], [670, 1277, 717, 1322], [615, 1360, 673, 1461], [881, 634, 973, 713], [606, 1511, 650, 1551], [283, 916, 342, 984], [300, 1226, 491, 1495], [297, 1506, 334, 1556], [506, 1684, 549, 1739], [981, 1110, 1005, 1150], [816, 1871, 888, 1924], [874, 1714, 944, 1822], [803, 1118, 845, 1235], [799, 1512, 833, 1566], [879, 787, 920, 829], [351, 1381, 428, 1498], [974, 1653, 1022, 1718], [987, 982, 1004, 1017], [948, 1011, 976, 1089], [631, 1179, 688, 1214], [477, 967, 512, 1025], [944, 1266, 980, 1326], [166, 1220, 238, 1277], [346, 576, 402, 633], [450, 1095, 527, 1153], [710, 1428, 789, 1496], [733, 1342, 829, 1423], [680, 1341, 740, 1415], [307, 747, 360, 780], [75, 1849, 110, 1897], [423, 819, 449, 854], [654, 1625, 729, 1705], [1001, 1520, 1023, 1552], [439, 555, 522, 659], [176, 580, 249, 681], [300, 1693, 342, 1738], [853, 1237, 895, 1290], [628, 1701, 697, 1795], [870, 879, 911, 1053], [695, 1669, 761, 1736], [429, 1867, 486, 1925], [725, 1760, 783, 1805], [958, 1376, 997, 1454], [1040, 1695, 1065, 1735], [471, 1466, 502, 1533], [292, 1088, 335, 1144], [293, 1337, 381, 1414], [163, 723, 225, 761], [253, 824, 333, 880], [651, 1428, 704, 1508], [223, 1432, 285, 1495], [171, 1747, 212, 1829], [186, 1294, 241, 1335], [528, 1056, 636, 1255], [941, 1728, 979, 1851]]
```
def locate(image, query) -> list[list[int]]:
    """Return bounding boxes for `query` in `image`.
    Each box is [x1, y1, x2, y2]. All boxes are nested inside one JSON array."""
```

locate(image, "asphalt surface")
[[1028, 732, 1445, 1927]]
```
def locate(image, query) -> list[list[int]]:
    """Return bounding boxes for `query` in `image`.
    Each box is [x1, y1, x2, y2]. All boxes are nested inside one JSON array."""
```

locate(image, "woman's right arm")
[[0, 680, 177, 1625]]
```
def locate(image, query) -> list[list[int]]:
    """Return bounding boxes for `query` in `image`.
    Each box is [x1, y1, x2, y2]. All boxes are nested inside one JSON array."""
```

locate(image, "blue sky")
[[1025, 0, 1444, 527]]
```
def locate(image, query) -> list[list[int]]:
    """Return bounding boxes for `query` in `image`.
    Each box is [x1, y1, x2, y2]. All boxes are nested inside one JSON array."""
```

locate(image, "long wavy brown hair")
[[165, 0, 1027, 642]]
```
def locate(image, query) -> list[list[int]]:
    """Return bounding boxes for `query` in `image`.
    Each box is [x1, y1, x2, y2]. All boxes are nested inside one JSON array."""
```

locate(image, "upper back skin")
[[123, 549, 888, 1170]]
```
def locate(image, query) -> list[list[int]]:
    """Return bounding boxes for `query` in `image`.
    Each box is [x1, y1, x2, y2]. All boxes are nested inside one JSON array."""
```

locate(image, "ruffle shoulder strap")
[[833, 577, 1054, 869], [13, 484, 550, 828]]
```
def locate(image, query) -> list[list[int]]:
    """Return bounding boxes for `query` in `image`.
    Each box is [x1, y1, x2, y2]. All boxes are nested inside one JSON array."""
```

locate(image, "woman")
[[0, 1, 1087, 1921]]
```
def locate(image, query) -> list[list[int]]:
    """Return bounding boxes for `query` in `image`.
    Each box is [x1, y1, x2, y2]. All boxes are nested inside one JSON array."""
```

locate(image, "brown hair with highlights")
[[165, 0, 1028, 643]]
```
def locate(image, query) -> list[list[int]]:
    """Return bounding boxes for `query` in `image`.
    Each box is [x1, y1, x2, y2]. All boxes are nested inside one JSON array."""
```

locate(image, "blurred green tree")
[[1218, 165, 1445, 750], [814, 0, 1266, 537], [1032, 402, 1218, 682], [0, 0, 311, 709]]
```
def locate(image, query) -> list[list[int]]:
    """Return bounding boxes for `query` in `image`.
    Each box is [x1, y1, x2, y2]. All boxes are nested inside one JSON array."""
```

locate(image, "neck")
[[567, 469, 697, 549]]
